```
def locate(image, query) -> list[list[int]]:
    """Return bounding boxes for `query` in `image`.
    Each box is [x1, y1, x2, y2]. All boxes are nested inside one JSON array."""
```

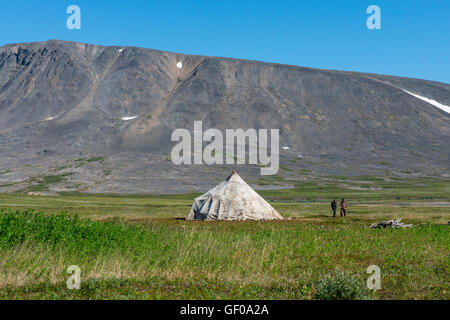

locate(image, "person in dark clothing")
[[331, 200, 337, 218], [340, 198, 348, 217]]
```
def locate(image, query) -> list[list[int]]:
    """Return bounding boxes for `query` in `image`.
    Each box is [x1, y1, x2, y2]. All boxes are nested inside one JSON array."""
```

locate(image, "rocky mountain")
[[0, 40, 449, 194]]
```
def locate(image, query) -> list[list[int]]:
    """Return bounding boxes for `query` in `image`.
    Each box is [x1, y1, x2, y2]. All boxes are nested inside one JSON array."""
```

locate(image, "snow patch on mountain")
[[122, 116, 139, 121], [403, 90, 450, 114]]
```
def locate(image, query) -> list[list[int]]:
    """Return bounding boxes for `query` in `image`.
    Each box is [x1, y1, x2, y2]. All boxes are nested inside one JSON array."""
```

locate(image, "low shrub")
[[314, 270, 367, 300], [0, 209, 147, 254]]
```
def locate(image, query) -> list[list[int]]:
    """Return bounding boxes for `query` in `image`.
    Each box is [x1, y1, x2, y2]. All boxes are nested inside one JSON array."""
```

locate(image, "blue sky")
[[1, 0, 449, 83]]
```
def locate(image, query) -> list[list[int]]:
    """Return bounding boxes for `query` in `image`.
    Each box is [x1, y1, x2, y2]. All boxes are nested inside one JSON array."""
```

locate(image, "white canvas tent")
[[187, 171, 283, 221]]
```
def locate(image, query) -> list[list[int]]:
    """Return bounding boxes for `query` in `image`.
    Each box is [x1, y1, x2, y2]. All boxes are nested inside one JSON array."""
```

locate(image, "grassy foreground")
[[0, 177, 448, 300]]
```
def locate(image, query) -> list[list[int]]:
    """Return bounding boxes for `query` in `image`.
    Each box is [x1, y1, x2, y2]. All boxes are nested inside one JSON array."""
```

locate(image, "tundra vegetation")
[[0, 176, 448, 300]]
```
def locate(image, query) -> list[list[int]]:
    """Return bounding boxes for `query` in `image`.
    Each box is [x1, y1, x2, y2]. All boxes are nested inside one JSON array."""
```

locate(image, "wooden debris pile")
[[370, 219, 413, 229]]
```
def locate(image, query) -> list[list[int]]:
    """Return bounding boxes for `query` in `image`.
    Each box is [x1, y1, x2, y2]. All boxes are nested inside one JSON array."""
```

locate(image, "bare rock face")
[[0, 40, 449, 194]]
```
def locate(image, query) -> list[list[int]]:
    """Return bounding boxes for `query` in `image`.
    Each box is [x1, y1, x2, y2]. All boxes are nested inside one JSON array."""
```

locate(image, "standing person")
[[340, 198, 348, 217], [331, 199, 337, 218]]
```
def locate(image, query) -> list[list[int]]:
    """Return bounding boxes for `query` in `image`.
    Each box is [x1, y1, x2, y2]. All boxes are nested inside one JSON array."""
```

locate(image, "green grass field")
[[0, 176, 448, 300]]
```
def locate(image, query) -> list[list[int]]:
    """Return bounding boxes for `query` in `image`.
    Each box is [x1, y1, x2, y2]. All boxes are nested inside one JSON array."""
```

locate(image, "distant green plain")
[[0, 176, 448, 299]]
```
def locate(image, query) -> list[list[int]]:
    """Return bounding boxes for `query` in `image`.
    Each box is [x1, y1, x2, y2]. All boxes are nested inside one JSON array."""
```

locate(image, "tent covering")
[[187, 171, 283, 221]]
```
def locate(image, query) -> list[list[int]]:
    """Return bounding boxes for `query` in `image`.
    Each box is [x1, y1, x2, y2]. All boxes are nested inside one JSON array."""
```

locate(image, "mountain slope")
[[0, 40, 449, 193]]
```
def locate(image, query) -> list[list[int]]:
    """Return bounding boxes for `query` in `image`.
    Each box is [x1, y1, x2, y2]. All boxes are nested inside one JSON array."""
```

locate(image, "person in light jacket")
[[340, 198, 348, 217]]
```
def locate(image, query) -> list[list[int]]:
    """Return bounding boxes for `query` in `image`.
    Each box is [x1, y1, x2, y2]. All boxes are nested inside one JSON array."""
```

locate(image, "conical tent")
[[187, 171, 283, 221]]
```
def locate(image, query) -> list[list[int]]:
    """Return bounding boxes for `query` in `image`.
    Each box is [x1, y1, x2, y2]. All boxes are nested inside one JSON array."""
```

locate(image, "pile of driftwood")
[[370, 219, 413, 229]]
